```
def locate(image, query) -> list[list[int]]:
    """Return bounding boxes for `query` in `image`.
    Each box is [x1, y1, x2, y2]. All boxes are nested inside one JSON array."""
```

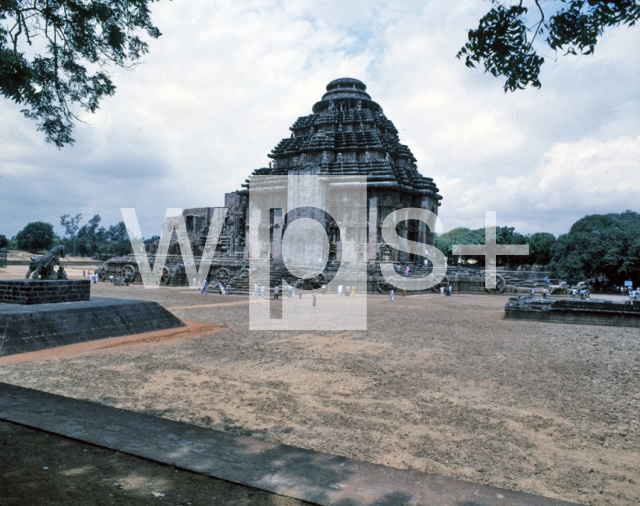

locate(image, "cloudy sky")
[[1, 1, 638, 239]]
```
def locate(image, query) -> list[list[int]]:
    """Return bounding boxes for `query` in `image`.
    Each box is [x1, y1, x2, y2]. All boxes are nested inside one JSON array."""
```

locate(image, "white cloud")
[[0, 0, 638, 239]]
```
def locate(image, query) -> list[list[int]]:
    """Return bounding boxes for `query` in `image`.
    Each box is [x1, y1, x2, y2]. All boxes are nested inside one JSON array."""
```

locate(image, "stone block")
[[0, 297, 185, 356], [0, 279, 91, 305]]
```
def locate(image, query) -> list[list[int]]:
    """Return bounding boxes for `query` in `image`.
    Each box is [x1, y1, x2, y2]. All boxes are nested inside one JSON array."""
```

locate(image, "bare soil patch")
[[1, 283, 639, 505]]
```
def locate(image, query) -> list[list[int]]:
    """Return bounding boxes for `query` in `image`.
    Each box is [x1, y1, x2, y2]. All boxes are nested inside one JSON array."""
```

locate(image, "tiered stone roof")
[[243, 78, 441, 202]]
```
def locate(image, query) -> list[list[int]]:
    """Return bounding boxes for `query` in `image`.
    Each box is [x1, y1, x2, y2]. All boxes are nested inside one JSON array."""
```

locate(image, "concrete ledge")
[[0, 383, 581, 506], [0, 297, 185, 356]]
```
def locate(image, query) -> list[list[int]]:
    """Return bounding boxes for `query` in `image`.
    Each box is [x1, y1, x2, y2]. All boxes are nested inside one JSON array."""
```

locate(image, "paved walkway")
[[0, 382, 581, 506]]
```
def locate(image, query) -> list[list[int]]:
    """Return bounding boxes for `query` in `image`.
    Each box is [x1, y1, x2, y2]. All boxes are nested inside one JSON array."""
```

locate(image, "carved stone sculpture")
[[25, 245, 66, 280]]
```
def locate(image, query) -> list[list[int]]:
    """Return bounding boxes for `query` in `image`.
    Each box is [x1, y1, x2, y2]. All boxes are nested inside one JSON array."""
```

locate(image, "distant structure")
[[100, 78, 444, 291]]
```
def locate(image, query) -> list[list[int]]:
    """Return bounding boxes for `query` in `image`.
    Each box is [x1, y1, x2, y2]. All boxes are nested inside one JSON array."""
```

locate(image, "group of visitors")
[[83, 270, 99, 283], [337, 285, 357, 297], [195, 278, 231, 295]]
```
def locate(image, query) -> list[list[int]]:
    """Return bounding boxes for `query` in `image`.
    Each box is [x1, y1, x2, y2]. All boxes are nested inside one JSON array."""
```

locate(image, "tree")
[[76, 214, 103, 257], [15, 221, 56, 252], [0, 233, 7, 248], [527, 232, 556, 266], [1, 0, 163, 147], [458, 1, 640, 91], [548, 211, 640, 284], [60, 213, 82, 256], [436, 225, 529, 268]]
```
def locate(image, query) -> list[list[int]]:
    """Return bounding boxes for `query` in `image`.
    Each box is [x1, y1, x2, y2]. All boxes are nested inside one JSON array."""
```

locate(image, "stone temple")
[[99, 78, 444, 291]]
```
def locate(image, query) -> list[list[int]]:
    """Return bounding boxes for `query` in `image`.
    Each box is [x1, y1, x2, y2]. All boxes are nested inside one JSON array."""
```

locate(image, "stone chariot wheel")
[[484, 274, 506, 293], [376, 276, 395, 292], [160, 266, 171, 285], [309, 272, 327, 290], [216, 267, 231, 285], [122, 264, 136, 279]]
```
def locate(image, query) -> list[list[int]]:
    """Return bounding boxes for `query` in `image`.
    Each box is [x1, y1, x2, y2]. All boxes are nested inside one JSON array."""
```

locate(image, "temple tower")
[[239, 77, 442, 264]]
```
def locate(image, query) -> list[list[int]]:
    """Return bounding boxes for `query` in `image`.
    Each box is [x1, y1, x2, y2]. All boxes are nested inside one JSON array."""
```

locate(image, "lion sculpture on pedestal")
[[25, 245, 67, 280]]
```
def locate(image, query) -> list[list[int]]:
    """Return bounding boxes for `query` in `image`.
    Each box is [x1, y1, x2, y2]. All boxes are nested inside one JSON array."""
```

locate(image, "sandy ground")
[[1, 282, 639, 505], [0, 420, 310, 506]]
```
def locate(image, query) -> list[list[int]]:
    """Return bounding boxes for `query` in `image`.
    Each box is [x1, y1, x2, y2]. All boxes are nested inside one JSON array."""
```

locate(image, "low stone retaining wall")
[[0, 297, 185, 356], [504, 296, 640, 328], [0, 279, 90, 305]]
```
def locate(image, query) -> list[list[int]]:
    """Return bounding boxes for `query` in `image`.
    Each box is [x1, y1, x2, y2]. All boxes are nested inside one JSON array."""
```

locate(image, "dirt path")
[[1, 283, 638, 505]]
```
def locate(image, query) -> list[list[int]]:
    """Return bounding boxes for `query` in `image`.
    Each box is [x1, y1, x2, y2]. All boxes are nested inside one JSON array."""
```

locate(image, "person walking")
[[338, 285, 343, 297], [530, 287, 535, 298], [287, 285, 293, 299], [542, 287, 548, 299], [260, 285, 265, 298], [321, 284, 326, 295], [351, 286, 356, 297], [274, 285, 279, 299], [440, 286, 444, 297], [225, 284, 231, 295], [446, 285, 451, 297], [390, 289, 394, 301], [201, 279, 209, 295], [253, 284, 258, 297], [405, 266, 410, 276], [312, 291, 317, 306]]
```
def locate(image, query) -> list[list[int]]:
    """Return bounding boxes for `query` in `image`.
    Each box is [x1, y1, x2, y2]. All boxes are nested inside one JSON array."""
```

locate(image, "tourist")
[[345, 285, 350, 297], [193, 278, 197, 289], [542, 287, 548, 299], [260, 285, 265, 298], [571, 289, 577, 299], [287, 285, 293, 299], [201, 280, 209, 295], [579, 289, 586, 300], [299, 288, 302, 299], [338, 285, 343, 297], [321, 284, 326, 295], [390, 289, 394, 301], [351, 285, 356, 297], [405, 266, 410, 276], [253, 284, 258, 297], [274, 285, 279, 299], [530, 287, 535, 298], [446, 285, 451, 296], [291, 286, 296, 298], [544, 276, 549, 285], [225, 284, 231, 295], [401, 288, 406, 297], [440, 286, 444, 297], [109, 275, 114, 284], [219, 282, 224, 294], [312, 291, 317, 306]]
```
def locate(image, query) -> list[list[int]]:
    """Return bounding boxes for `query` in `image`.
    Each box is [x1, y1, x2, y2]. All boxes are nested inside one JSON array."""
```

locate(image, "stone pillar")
[[271, 208, 283, 260], [368, 196, 378, 262]]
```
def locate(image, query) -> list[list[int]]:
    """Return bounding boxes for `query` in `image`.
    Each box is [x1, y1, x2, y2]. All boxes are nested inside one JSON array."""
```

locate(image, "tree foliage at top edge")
[[457, 0, 640, 91], [0, 0, 163, 147]]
